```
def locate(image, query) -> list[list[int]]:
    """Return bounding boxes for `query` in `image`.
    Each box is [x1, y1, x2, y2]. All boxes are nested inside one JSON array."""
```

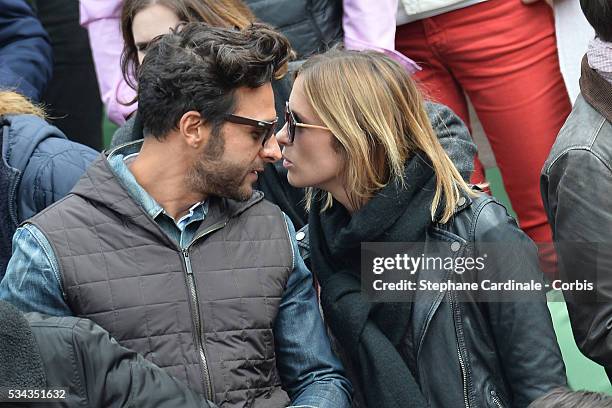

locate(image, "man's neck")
[[129, 139, 206, 221]]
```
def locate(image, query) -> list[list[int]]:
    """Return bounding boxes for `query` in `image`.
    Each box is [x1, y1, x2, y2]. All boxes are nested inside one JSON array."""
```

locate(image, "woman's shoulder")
[[443, 192, 527, 244]]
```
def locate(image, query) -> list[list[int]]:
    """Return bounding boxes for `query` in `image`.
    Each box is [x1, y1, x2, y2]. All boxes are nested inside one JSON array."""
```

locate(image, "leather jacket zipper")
[[490, 390, 503, 408], [456, 343, 470, 408], [181, 221, 227, 401], [450, 292, 470, 408]]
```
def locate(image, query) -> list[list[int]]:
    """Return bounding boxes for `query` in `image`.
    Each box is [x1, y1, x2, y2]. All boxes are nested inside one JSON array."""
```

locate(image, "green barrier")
[[548, 290, 611, 393]]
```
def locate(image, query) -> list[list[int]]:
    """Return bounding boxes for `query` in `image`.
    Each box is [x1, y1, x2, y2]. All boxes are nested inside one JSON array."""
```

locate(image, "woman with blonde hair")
[[0, 91, 97, 278], [276, 49, 567, 408]]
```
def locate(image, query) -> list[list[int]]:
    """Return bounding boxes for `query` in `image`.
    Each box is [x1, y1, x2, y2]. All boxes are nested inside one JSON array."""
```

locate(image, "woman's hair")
[[120, 0, 256, 91], [297, 49, 473, 223], [0, 91, 45, 118]]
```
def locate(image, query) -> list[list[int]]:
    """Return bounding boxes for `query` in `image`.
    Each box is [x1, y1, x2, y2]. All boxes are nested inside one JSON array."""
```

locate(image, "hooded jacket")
[[0, 114, 97, 277]]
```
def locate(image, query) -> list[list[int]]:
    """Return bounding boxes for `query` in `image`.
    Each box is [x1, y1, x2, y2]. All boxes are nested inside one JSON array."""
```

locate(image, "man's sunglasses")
[[284, 102, 330, 144], [224, 114, 278, 146]]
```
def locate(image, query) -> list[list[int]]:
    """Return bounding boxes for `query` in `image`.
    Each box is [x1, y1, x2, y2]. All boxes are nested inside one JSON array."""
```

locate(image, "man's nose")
[[261, 132, 283, 162]]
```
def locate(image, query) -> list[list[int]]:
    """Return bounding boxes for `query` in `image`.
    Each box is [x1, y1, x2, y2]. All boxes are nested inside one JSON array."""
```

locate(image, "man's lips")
[[282, 157, 293, 168], [249, 168, 264, 179]]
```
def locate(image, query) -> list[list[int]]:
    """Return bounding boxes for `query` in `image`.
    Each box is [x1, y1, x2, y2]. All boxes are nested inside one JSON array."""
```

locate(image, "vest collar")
[[72, 140, 266, 242]]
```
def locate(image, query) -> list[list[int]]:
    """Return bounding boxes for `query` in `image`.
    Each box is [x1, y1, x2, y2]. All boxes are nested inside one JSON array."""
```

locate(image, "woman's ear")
[[178, 110, 209, 149]]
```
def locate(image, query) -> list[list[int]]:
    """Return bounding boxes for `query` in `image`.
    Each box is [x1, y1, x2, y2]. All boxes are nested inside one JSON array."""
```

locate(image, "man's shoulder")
[[28, 191, 86, 225], [544, 94, 612, 176]]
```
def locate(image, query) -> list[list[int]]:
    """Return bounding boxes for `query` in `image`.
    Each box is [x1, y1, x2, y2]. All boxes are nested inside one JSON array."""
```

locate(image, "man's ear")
[[178, 110, 210, 149]]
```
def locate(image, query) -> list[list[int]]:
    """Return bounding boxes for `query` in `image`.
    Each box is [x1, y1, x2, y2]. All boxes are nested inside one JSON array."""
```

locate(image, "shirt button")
[[451, 241, 461, 252], [457, 196, 467, 207], [296, 231, 306, 241]]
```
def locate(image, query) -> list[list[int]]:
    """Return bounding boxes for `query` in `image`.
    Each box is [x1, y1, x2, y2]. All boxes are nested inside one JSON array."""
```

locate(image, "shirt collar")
[[107, 141, 208, 223]]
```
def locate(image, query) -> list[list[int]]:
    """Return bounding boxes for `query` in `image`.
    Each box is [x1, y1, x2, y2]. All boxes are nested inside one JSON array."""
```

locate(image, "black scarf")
[[309, 153, 437, 408]]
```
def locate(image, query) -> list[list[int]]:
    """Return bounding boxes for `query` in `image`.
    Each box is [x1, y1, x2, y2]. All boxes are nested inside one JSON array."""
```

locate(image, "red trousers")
[[396, 0, 571, 271]]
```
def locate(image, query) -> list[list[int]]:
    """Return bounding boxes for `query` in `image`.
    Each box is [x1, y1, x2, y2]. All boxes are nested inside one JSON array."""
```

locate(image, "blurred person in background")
[[79, 0, 342, 127], [0, 0, 52, 101], [541, 0, 612, 383], [0, 91, 97, 279], [343, 0, 572, 276]]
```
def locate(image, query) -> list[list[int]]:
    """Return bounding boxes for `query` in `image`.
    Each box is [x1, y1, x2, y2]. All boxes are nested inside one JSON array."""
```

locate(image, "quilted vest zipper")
[[181, 220, 227, 401]]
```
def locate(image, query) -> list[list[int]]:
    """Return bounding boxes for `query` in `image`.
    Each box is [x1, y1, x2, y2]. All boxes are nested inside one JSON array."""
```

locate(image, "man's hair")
[[580, 0, 612, 42], [528, 388, 612, 408], [120, 0, 256, 93], [137, 22, 293, 139]]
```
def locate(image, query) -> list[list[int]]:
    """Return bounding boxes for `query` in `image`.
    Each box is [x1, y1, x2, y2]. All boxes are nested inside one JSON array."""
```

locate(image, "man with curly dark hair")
[[0, 22, 352, 408]]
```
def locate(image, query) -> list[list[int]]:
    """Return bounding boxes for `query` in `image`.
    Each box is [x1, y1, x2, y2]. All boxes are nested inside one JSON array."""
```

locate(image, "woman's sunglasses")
[[284, 102, 330, 144], [224, 114, 278, 146]]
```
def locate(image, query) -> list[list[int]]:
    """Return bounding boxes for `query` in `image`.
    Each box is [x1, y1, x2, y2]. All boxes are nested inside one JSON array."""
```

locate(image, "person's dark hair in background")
[[580, 0, 612, 42], [528, 388, 612, 408], [120, 0, 255, 93], [138, 22, 290, 140]]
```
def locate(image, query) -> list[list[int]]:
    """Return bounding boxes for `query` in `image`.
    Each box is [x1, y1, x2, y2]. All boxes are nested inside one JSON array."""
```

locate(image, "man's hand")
[[522, 0, 553, 6]]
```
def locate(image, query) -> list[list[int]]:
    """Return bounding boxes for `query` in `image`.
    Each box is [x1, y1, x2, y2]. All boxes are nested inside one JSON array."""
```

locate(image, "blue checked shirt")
[[0, 145, 351, 408]]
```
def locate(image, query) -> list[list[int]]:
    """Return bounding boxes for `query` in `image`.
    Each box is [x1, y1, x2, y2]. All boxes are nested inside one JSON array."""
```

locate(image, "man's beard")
[[186, 128, 256, 202]]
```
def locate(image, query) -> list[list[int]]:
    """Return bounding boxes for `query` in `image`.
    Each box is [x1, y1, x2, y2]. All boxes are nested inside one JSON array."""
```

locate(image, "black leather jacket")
[[541, 58, 612, 380], [298, 193, 567, 408]]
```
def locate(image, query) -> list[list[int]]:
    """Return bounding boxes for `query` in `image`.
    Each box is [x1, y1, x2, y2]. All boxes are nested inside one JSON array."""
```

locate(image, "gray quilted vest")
[[29, 154, 294, 407]]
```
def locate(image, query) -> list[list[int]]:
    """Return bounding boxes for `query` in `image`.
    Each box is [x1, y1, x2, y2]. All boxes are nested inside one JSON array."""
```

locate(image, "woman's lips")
[[282, 158, 293, 168]]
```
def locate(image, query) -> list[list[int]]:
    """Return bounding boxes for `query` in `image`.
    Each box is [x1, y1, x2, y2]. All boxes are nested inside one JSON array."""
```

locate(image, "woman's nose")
[[261, 132, 283, 162], [275, 122, 290, 147]]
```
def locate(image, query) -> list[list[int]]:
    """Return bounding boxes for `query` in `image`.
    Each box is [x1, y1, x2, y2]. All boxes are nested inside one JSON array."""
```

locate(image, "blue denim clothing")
[[0, 146, 352, 407]]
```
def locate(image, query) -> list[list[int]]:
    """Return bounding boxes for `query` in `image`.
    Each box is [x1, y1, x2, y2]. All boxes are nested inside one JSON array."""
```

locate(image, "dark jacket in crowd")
[[244, 0, 342, 60], [0, 0, 52, 100], [0, 115, 97, 278], [299, 102, 567, 408], [0, 300, 217, 407], [541, 56, 612, 381]]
